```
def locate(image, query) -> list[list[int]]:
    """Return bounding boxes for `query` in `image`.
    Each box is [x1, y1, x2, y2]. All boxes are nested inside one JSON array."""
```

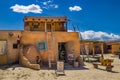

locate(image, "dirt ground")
[[0, 54, 120, 80]]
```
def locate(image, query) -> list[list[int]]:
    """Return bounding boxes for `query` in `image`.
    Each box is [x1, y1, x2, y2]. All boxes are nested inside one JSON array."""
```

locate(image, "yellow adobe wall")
[[112, 44, 120, 53], [21, 31, 80, 62], [0, 30, 80, 65], [0, 31, 22, 65], [0, 55, 7, 65]]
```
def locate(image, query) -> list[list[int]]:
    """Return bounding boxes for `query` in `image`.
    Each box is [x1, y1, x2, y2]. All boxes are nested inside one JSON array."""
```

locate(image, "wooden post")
[[66, 22, 68, 32], [101, 43, 104, 58], [85, 43, 89, 61], [45, 22, 47, 32], [92, 43, 95, 57]]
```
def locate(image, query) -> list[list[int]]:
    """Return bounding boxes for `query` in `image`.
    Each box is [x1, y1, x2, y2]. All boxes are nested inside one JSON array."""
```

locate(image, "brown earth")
[[0, 54, 120, 80]]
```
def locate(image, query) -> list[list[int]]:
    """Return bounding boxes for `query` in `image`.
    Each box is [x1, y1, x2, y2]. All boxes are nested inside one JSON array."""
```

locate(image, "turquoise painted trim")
[[37, 42, 46, 50]]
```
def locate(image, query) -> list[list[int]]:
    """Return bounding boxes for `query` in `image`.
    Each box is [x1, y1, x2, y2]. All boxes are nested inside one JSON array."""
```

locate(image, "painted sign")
[[57, 61, 64, 72]]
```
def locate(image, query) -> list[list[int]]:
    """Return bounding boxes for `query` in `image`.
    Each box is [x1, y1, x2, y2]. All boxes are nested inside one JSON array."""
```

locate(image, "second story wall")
[[24, 16, 68, 32]]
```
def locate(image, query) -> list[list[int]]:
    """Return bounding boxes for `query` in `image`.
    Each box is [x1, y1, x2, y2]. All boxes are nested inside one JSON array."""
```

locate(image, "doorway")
[[58, 43, 67, 62], [47, 23, 51, 32]]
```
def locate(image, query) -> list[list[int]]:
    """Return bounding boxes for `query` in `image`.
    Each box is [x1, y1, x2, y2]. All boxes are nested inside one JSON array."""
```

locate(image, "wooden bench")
[[92, 62, 114, 71]]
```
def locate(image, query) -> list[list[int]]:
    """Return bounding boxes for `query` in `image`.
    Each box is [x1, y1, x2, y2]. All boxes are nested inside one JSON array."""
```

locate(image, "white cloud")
[[50, 4, 58, 8], [68, 30, 120, 41], [80, 30, 120, 41], [41, 0, 58, 9], [43, 2, 47, 5], [10, 4, 43, 14], [69, 6, 82, 11], [42, 0, 52, 5]]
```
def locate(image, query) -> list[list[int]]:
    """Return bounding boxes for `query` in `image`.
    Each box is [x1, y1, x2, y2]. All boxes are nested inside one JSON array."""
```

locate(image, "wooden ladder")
[[45, 23, 57, 68], [51, 26, 57, 66], [45, 22, 51, 68]]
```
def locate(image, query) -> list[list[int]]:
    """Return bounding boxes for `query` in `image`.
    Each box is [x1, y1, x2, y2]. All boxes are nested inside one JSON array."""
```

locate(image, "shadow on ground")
[[96, 68, 119, 73], [0, 64, 21, 70]]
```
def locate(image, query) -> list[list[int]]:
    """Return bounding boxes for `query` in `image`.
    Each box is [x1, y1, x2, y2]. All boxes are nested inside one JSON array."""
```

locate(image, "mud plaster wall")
[[21, 31, 80, 62], [112, 44, 120, 53], [0, 31, 22, 65]]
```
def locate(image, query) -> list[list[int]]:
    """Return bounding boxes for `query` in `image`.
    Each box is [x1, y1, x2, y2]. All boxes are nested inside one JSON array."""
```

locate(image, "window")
[[33, 25, 38, 28], [107, 45, 111, 50], [0, 40, 7, 55], [95, 45, 99, 48], [37, 42, 46, 50], [33, 23, 39, 29], [13, 44, 18, 49], [30, 23, 40, 31]]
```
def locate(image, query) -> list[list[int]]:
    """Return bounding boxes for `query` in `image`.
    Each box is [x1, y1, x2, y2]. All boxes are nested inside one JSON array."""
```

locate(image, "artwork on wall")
[[37, 42, 46, 50]]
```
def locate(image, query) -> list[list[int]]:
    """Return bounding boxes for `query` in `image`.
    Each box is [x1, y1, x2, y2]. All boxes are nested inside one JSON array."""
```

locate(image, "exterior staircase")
[[19, 46, 40, 70]]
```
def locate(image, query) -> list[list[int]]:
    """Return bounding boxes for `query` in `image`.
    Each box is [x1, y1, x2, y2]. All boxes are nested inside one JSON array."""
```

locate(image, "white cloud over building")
[[80, 30, 120, 41], [10, 4, 43, 14]]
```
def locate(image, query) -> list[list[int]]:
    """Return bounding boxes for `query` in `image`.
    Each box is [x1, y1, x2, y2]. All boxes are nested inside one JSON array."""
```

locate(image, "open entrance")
[[47, 23, 51, 32], [58, 43, 67, 62]]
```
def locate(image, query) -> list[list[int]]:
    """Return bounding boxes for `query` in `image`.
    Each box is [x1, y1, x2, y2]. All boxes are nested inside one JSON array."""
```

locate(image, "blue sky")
[[0, 0, 120, 41]]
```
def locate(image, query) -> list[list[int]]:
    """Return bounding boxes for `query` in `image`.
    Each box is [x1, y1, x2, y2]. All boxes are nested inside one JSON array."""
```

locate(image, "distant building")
[[104, 41, 120, 54], [80, 40, 120, 56], [80, 40, 104, 56]]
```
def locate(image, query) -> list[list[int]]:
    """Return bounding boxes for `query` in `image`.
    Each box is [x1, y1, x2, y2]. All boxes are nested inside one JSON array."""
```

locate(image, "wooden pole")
[[101, 43, 104, 58], [92, 43, 95, 57], [66, 22, 68, 32], [85, 43, 89, 61]]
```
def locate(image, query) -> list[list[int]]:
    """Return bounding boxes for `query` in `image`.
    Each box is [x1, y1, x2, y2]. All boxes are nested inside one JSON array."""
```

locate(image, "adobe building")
[[80, 40, 120, 56], [80, 40, 104, 57], [0, 16, 80, 69], [104, 41, 120, 54]]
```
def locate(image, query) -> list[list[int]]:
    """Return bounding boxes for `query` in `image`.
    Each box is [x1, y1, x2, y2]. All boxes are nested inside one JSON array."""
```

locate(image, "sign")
[[57, 61, 64, 72]]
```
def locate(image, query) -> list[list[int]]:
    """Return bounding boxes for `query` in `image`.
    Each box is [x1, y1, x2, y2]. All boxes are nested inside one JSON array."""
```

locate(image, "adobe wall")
[[112, 44, 120, 54], [0, 30, 80, 65], [0, 31, 22, 65], [21, 31, 80, 62]]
